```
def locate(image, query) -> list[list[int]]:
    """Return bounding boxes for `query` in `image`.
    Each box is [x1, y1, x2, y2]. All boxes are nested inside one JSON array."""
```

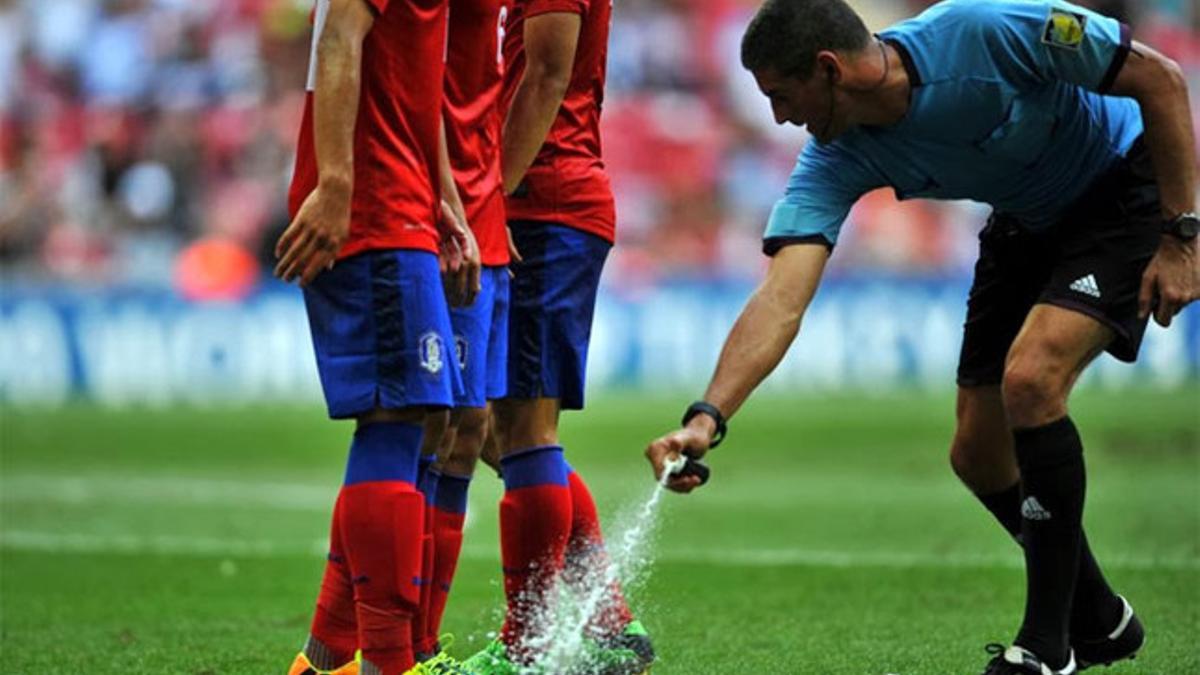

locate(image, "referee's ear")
[[814, 50, 842, 83]]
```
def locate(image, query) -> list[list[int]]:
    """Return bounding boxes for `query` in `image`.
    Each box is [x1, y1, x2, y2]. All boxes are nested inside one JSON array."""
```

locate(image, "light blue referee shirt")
[[763, 0, 1143, 252]]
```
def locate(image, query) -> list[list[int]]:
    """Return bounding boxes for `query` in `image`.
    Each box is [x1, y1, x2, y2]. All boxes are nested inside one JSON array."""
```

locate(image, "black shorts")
[[957, 139, 1162, 387]]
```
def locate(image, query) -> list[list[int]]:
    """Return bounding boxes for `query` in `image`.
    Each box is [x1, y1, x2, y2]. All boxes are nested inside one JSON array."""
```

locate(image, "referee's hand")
[[645, 417, 715, 494], [1138, 236, 1200, 328]]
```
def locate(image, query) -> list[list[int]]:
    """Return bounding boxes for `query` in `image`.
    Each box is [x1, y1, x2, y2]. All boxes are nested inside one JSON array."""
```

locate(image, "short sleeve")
[[972, 1, 1131, 93], [525, 0, 587, 18], [762, 142, 877, 255]]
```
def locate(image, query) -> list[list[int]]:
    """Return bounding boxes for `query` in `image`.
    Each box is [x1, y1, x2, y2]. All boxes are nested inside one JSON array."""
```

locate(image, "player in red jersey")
[[464, 0, 655, 672], [277, 0, 479, 674], [408, 0, 514, 667]]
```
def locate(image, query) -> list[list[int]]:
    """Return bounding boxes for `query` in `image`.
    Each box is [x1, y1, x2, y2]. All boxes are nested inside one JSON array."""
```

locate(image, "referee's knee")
[[1001, 359, 1067, 428]]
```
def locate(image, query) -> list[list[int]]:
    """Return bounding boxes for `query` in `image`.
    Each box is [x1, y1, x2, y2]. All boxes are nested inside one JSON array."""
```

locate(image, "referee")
[[645, 2, 1198, 673]]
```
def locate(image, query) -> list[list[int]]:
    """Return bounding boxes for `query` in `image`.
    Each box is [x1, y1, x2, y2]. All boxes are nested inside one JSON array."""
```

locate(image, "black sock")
[[978, 483, 1123, 640], [1012, 416, 1087, 669]]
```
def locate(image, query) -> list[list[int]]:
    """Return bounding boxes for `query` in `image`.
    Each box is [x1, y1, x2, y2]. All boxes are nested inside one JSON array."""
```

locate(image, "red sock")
[[498, 446, 572, 659], [309, 493, 359, 665], [339, 422, 425, 674], [342, 482, 424, 673], [426, 472, 471, 647], [565, 469, 634, 637], [413, 461, 440, 655]]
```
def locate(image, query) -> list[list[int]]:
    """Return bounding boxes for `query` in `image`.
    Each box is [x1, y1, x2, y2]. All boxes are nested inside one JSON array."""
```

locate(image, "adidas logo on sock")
[[1069, 274, 1101, 298], [1021, 496, 1053, 521]]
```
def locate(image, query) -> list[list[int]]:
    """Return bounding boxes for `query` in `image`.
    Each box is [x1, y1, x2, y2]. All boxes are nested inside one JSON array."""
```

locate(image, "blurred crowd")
[[1, 0, 1198, 295]]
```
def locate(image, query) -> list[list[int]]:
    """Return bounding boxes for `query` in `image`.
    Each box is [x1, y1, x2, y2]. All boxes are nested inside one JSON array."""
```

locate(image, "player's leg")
[[417, 265, 507, 659], [291, 249, 460, 675], [294, 488, 358, 672], [561, 461, 633, 638], [491, 395, 574, 663], [411, 409, 448, 660], [423, 405, 488, 643], [479, 221, 650, 672], [342, 407, 429, 675]]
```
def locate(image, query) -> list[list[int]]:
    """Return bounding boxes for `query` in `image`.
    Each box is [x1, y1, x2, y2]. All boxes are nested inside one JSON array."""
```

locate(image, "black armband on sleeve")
[[762, 234, 833, 257], [1097, 22, 1132, 94]]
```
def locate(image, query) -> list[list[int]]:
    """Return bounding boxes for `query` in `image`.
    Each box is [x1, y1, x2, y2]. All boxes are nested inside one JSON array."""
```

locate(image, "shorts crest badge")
[[1042, 9, 1087, 50], [419, 332, 445, 374], [455, 335, 469, 371]]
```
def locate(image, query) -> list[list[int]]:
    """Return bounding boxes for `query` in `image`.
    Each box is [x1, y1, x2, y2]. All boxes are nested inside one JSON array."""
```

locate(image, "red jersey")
[[501, 0, 615, 243], [288, 0, 447, 258], [445, 0, 510, 266]]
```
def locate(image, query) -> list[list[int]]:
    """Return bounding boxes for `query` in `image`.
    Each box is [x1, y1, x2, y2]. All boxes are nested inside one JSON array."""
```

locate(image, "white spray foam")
[[509, 456, 688, 673]]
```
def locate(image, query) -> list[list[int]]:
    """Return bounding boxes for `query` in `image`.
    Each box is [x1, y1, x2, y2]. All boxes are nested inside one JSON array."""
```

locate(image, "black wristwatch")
[[682, 400, 727, 449], [1163, 212, 1200, 242]]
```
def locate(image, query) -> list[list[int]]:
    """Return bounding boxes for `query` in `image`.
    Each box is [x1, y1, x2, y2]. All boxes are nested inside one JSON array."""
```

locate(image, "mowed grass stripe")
[[4, 530, 1197, 572]]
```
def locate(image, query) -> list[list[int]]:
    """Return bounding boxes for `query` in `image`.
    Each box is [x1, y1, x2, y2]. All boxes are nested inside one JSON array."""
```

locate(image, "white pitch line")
[[2, 531, 1197, 572], [1, 474, 338, 511], [0, 530, 327, 558]]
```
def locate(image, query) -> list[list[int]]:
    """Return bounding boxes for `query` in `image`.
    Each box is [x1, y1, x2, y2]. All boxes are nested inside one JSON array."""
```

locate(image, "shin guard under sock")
[[498, 446, 572, 659], [308, 492, 359, 668], [978, 483, 1122, 639], [413, 459, 440, 655], [426, 471, 470, 648], [1013, 416, 1087, 669], [341, 422, 425, 673]]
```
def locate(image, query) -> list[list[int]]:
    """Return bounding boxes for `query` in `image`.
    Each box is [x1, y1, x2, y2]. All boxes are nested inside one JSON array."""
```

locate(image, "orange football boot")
[[287, 652, 360, 675]]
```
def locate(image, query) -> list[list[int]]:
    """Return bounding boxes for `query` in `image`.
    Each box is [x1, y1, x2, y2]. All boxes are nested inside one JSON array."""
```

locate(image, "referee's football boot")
[[575, 619, 656, 675], [287, 652, 359, 675], [981, 645, 1077, 675], [1073, 596, 1144, 670]]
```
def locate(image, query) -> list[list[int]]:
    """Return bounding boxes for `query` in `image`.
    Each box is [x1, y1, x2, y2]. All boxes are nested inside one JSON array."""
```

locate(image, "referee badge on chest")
[[1042, 9, 1087, 50], [419, 332, 445, 374]]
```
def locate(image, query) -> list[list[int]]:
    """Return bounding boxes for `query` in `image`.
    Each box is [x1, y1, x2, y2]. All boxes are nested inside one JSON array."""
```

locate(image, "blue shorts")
[[450, 265, 510, 408], [303, 249, 462, 419], [505, 221, 611, 410]]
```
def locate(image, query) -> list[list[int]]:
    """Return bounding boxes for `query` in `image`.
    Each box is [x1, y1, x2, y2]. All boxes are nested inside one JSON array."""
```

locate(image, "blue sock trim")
[[418, 453, 436, 479], [434, 472, 471, 514], [418, 465, 441, 504], [501, 445, 568, 490], [343, 422, 423, 486]]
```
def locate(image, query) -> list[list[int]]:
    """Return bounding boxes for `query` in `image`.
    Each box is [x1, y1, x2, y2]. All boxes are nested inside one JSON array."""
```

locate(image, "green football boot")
[[461, 639, 525, 675], [419, 637, 477, 675], [575, 620, 656, 675]]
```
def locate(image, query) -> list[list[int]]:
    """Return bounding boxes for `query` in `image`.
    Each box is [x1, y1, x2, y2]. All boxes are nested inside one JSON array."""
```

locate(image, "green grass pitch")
[[2, 389, 1197, 674]]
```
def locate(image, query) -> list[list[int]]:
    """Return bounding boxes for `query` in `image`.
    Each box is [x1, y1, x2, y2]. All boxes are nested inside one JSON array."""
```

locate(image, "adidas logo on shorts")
[[1069, 274, 1101, 298], [1021, 496, 1053, 521]]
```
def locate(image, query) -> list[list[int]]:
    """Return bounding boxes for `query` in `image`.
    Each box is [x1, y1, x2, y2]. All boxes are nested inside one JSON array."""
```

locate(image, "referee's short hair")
[[741, 0, 871, 80]]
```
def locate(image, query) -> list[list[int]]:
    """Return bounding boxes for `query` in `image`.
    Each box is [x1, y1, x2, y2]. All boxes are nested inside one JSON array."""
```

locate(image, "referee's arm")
[[702, 244, 828, 423], [1108, 41, 1199, 326], [645, 243, 828, 492], [1109, 42, 1196, 229]]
